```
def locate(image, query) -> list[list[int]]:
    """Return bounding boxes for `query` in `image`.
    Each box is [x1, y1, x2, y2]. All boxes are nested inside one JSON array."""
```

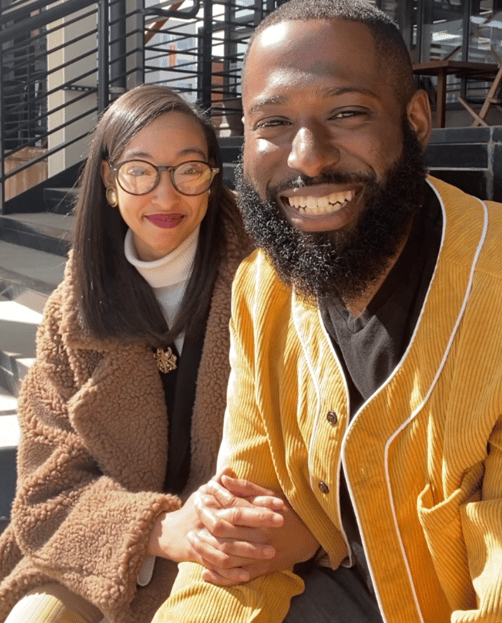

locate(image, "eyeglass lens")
[[116, 160, 214, 196]]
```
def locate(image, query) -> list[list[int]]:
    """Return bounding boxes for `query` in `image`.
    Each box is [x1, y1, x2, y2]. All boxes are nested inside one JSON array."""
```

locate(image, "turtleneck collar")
[[124, 226, 200, 289]]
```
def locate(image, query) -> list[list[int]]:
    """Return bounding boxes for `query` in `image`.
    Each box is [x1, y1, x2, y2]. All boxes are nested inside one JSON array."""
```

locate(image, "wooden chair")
[[458, 12, 502, 127], [458, 59, 502, 127]]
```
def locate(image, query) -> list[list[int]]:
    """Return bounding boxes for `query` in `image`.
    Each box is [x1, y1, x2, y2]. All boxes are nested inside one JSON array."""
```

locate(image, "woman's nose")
[[151, 170, 179, 202]]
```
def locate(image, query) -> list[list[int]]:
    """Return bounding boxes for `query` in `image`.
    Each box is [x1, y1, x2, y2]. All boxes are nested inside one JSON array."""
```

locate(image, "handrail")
[[0, 0, 98, 45], [0, 0, 66, 23], [144, 0, 201, 20]]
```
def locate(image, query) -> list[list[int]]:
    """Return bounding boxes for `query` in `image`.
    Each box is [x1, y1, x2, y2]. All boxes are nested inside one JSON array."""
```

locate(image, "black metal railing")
[[0, 0, 284, 213], [0, 0, 123, 210]]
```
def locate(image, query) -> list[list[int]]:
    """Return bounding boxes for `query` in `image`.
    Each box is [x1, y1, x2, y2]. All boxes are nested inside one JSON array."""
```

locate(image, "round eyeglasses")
[[109, 159, 220, 196]]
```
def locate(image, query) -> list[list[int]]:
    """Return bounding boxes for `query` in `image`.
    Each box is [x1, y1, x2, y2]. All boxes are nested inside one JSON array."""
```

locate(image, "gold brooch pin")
[[154, 347, 177, 373]]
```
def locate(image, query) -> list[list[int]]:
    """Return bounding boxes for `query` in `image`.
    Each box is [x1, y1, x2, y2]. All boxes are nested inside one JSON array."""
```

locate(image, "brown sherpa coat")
[[0, 212, 249, 623]]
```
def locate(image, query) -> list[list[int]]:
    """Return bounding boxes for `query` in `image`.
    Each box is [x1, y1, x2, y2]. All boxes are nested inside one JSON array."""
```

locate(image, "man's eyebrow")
[[247, 95, 288, 116], [246, 86, 380, 116], [324, 86, 380, 99]]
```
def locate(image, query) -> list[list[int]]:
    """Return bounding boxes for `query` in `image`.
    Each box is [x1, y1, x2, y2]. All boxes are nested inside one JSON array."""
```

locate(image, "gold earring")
[[106, 187, 118, 207]]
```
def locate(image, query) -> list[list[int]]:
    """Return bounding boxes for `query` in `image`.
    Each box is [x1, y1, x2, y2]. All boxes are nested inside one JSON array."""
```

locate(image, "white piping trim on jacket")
[[381, 191, 488, 623], [292, 183, 488, 621], [338, 179, 448, 621], [337, 182, 488, 622]]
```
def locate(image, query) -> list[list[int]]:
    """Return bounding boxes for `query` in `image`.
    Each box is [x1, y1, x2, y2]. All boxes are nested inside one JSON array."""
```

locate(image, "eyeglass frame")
[[108, 159, 220, 197]]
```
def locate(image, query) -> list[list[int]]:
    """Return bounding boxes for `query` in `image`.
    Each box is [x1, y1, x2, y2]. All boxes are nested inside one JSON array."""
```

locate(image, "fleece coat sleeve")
[[10, 284, 181, 619]]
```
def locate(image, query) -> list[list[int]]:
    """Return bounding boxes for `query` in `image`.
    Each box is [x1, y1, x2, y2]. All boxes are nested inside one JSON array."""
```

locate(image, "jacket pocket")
[[417, 463, 483, 611]]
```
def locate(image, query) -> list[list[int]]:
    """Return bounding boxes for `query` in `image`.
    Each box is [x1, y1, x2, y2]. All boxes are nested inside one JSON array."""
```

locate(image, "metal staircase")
[[0, 0, 280, 534]]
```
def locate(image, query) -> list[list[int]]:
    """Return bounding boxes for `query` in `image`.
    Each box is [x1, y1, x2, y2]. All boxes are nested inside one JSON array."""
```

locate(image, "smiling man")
[[153, 1, 502, 622]]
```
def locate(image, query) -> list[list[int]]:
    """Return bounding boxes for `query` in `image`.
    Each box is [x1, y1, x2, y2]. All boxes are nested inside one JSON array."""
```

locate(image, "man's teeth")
[[288, 190, 354, 214]]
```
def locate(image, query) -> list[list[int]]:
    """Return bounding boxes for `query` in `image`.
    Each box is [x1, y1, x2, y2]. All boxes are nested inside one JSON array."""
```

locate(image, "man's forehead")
[[243, 19, 376, 91], [242, 18, 379, 103]]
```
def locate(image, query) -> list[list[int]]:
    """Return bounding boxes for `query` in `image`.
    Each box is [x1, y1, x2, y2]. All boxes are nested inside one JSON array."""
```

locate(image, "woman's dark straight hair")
[[72, 84, 236, 346]]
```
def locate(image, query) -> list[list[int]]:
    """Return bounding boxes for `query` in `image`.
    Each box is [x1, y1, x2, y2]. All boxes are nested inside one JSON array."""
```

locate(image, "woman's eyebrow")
[[121, 146, 207, 160]]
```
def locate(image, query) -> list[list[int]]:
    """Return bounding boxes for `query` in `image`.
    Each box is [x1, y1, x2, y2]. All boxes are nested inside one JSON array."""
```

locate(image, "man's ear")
[[406, 89, 432, 149], [101, 160, 115, 188]]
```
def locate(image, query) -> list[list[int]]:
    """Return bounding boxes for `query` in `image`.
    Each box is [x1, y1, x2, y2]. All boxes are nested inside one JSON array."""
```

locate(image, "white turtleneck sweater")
[[124, 226, 200, 354]]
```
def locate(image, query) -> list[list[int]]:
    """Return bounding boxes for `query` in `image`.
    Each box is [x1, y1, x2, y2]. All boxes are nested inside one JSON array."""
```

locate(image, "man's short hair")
[[244, 0, 415, 107]]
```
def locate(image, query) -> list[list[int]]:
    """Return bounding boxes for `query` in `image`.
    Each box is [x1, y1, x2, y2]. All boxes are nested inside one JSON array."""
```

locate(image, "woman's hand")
[[191, 473, 320, 586], [146, 477, 286, 582]]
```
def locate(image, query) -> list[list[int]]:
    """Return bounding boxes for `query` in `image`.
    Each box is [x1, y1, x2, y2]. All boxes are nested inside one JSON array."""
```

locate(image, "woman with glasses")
[[0, 85, 318, 623]]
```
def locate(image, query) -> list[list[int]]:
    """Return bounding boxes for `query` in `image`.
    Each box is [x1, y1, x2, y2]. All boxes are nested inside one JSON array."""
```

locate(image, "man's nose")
[[287, 125, 340, 178]]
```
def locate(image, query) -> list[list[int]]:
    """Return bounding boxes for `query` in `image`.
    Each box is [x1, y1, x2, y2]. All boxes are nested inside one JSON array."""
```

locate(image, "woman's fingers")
[[200, 557, 281, 586], [200, 566, 251, 586]]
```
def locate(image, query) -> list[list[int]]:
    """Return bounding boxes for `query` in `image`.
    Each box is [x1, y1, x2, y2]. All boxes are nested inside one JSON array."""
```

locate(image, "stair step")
[[0, 296, 41, 395], [0, 240, 65, 314], [0, 241, 63, 396], [0, 387, 20, 534], [0, 413, 20, 446], [0, 445, 17, 535], [0, 385, 18, 418], [0, 212, 73, 257], [43, 187, 78, 215]]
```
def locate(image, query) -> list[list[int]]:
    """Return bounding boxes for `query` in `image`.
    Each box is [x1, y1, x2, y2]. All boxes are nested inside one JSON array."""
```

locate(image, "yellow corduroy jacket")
[[154, 177, 502, 623]]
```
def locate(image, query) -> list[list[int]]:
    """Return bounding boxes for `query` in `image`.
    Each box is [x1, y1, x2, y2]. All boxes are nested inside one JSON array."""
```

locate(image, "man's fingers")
[[217, 504, 284, 528], [196, 494, 284, 532], [246, 495, 288, 510], [204, 478, 284, 510], [220, 474, 277, 498], [187, 529, 276, 570]]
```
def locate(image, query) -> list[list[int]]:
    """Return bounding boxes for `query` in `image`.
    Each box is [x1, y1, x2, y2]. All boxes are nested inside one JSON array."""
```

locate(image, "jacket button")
[[318, 481, 329, 494], [327, 411, 338, 425]]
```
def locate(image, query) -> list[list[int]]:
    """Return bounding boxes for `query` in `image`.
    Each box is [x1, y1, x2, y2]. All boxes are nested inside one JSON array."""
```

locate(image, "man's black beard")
[[235, 120, 427, 304]]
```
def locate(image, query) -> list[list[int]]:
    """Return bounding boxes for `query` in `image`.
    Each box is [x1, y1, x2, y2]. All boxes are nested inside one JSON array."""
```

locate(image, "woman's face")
[[102, 111, 210, 261]]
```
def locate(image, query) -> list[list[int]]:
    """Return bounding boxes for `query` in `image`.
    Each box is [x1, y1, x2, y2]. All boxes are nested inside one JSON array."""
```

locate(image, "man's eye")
[[256, 118, 290, 129], [332, 110, 367, 120]]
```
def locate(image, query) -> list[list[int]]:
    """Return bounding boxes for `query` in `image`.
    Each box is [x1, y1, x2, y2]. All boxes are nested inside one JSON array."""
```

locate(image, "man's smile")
[[282, 189, 356, 215], [275, 184, 363, 231]]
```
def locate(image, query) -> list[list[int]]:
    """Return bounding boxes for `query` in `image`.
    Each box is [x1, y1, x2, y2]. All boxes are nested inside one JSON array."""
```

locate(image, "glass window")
[[421, 1, 465, 61], [469, 1, 502, 62]]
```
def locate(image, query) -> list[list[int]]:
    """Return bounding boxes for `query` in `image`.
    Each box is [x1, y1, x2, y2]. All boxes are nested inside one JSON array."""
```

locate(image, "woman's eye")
[[126, 166, 153, 177], [178, 164, 204, 177]]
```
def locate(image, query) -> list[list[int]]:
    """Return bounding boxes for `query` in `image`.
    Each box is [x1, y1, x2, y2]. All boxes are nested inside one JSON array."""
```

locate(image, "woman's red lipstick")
[[146, 213, 184, 229]]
